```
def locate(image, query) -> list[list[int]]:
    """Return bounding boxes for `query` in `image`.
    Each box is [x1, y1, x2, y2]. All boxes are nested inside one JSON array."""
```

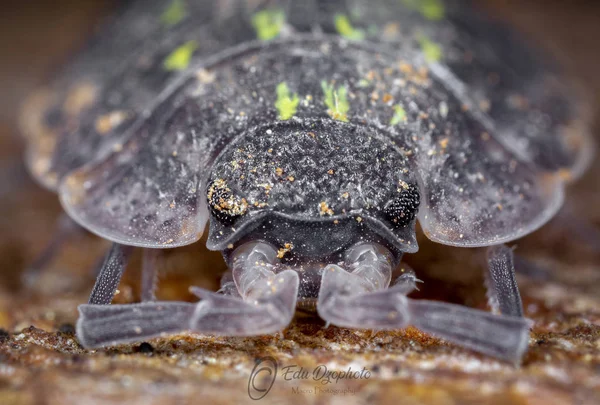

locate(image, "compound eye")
[[383, 183, 420, 228], [206, 179, 248, 225]]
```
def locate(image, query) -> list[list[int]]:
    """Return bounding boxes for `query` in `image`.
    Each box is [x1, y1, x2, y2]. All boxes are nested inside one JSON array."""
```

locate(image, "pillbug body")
[[21, 0, 593, 362]]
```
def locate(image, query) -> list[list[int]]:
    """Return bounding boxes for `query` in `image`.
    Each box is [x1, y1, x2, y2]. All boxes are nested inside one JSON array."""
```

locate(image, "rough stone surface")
[[0, 1, 599, 404]]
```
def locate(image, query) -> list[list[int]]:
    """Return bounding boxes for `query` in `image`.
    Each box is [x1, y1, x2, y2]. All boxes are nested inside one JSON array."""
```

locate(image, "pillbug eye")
[[383, 183, 420, 228], [206, 179, 248, 225]]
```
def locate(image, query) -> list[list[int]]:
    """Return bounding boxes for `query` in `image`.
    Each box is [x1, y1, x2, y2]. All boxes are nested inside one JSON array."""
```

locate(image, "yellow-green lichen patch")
[[418, 35, 443, 63], [252, 9, 285, 41], [163, 40, 197, 71], [402, 0, 445, 21], [275, 82, 300, 120], [334, 14, 365, 40], [321, 81, 350, 122], [390, 105, 407, 126], [357, 79, 371, 88], [161, 0, 187, 27]]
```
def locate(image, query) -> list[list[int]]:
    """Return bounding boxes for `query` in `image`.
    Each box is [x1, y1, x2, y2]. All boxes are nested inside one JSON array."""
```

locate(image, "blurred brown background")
[[0, 1, 110, 129], [0, 1, 598, 404]]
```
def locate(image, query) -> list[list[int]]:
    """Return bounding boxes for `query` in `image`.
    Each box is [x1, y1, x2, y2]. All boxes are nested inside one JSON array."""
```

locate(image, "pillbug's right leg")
[[76, 242, 298, 348], [140, 249, 160, 302], [317, 243, 532, 363], [216, 270, 240, 297], [22, 214, 83, 288], [87, 243, 134, 305]]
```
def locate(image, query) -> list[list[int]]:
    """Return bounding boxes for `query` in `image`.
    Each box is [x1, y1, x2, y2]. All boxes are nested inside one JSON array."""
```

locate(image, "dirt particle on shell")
[[319, 201, 334, 216], [94, 111, 128, 134], [63, 82, 97, 116], [276, 242, 294, 259]]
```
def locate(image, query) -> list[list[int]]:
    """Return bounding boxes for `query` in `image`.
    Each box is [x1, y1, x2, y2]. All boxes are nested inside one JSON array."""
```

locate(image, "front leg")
[[486, 245, 524, 317], [77, 242, 299, 348], [317, 243, 532, 363], [88, 243, 134, 305]]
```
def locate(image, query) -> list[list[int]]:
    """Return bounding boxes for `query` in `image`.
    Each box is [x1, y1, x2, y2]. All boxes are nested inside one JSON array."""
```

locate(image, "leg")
[[317, 243, 532, 363], [392, 264, 424, 294], [486, 245, 523, 317], [88, 243, 134, 305], [216, 270, 240, 297], [22, 214, 83, 288], [77, 242, 299, 348], [141, 249, 160, 302]]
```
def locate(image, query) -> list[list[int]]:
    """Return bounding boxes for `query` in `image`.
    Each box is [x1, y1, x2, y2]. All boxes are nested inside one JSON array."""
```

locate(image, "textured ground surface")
[[0, 1, 599, 404]]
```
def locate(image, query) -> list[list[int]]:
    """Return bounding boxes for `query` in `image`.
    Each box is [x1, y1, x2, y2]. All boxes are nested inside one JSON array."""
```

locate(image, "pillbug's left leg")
[[393, 265, 424, 295], [317, 243, 532, 362], [486, 245, 524, 317]]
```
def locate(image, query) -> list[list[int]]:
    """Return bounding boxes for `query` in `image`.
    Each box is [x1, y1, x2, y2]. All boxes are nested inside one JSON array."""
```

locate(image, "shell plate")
[[21, 0, 593, 253]]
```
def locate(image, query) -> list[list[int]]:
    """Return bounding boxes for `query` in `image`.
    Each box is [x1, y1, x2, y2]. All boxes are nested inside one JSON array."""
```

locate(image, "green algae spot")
[[421, 0, 445, 20], [357, 79, 371, 88], [418, 35, 442, 63], [334, 14, 365, 40], [402, 0, 445, 21], [163, 41, 197, 71], [390, 105, 407, 126], [321, 81, 350, 122], [275, 82, 300, 120], [161, 0, 187, 27], [252, 9, 285, 41]]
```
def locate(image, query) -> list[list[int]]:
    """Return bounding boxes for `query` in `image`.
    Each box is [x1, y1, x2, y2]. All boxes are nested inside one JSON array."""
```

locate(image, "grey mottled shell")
[[21, 0, 593, 252]]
